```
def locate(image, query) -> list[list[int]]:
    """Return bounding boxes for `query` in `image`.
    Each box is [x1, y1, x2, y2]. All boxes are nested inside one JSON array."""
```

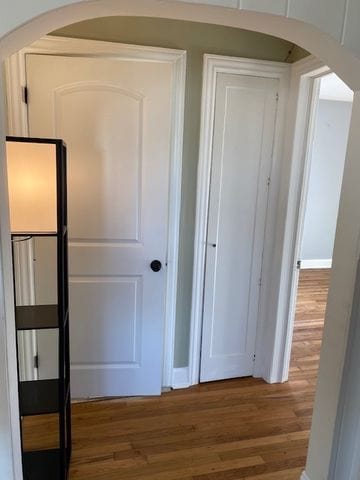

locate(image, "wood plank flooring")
[[23, 269, 331, 480], [290, 268, 330, 384]]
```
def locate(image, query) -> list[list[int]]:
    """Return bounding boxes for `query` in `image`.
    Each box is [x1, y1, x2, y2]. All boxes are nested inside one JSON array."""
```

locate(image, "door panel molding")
[[189, 54, 290, 386], [69, 275, 143, 367], [5, 35, 186, 388]]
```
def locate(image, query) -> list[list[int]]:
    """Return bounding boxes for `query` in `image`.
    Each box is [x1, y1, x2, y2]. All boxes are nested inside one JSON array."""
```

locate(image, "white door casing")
[[276, 58, 330, 383], [6, 37, 185, 396], [200, 72, 279, 382], [280, 73, 324, 382], [190, 55, 290, 385]]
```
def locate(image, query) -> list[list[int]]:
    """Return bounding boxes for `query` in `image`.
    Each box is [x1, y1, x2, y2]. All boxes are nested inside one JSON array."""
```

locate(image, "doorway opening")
[[288, 72, 353, 383]]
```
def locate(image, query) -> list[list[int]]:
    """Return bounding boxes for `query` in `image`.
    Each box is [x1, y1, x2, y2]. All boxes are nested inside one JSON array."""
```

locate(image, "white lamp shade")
[[6, 141, 57, 234]]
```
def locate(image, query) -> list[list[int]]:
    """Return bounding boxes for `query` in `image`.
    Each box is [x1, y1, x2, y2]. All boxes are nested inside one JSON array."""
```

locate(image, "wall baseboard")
[[300, 471, 310, 480], [301, 258, 332, 269], [172, 367, 190, 389]]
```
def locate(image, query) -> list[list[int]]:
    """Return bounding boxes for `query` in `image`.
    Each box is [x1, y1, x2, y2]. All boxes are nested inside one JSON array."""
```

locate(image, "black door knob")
[[150, 260, 162, 272]]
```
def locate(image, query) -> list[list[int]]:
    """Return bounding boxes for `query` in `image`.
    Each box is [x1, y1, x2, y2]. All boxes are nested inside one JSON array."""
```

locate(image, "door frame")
[[5, 35, 186, 388], [189, 54, 290, 386], [275, 58, 345, 383]]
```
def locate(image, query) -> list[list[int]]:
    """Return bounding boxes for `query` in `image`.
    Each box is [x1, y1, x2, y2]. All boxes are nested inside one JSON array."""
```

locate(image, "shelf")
[[16, 305, 58, 330], [9, 137, 71, 478], [12, 231, 58, 237], [20, 380, 59, 416], [23, 449, 61, 480]]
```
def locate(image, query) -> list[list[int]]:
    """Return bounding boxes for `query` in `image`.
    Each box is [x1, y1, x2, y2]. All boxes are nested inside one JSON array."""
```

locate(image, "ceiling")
[[319, 73, 353, 102]]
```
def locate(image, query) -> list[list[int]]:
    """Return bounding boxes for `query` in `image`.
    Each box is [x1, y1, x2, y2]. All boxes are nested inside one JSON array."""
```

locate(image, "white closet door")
[[200, 73, 279, 383]]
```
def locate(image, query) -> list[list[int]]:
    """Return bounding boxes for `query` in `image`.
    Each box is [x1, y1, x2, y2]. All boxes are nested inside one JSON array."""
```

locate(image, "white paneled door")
[[200, 73, 279, 382], [26, 53, 173, 397]]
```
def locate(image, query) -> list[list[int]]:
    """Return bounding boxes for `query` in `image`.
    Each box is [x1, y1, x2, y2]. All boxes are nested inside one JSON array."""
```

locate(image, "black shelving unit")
[[7, 136, 71, 480]]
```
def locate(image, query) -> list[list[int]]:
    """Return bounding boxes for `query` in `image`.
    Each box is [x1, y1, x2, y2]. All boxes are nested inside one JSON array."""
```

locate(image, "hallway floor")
[[23, 269, 331, 480]]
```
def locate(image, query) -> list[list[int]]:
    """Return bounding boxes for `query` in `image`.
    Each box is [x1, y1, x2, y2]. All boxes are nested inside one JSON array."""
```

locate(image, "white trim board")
[[189, 54, 290, 386], [300, 472, 310, 480], [301, 259, 332, 269], [5, 35, 186, 389], [273, 57, 335, 384], [172, 367, 190, 389], [0, 74, 23, 479]]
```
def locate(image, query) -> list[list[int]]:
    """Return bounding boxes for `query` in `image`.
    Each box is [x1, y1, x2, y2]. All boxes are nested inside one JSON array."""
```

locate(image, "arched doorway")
[[1, 3, 360, 480]]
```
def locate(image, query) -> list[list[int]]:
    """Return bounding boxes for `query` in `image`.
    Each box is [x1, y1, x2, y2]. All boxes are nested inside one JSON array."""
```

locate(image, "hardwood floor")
[[23, 269, 331, 480], [290, 268, 330, 384]]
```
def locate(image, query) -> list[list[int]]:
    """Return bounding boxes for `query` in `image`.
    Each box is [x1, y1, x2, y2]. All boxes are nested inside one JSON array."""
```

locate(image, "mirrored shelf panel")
[[20, 380, 59, 416], [16, 305, 58, 330]]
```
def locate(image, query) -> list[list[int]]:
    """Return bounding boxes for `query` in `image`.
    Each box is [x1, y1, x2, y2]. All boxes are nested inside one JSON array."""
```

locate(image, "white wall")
[[301, 99, 352, 262], [330, 261, 360, 478], [0, 73, 22, 479], [305, 91, 360, 480], [0, 0, 360, 62], [1, 0, 360, 88]]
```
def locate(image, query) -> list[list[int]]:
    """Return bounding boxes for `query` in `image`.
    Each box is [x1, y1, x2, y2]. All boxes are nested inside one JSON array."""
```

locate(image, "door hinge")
[[296, 260, 302, 270], [34, 354, 39, 369], [253, 353, 256, 361], [23, 86, 28, 105], [258, 277, 262, 287], [276, 92, 279, 102], [267, 177, 271, 186]]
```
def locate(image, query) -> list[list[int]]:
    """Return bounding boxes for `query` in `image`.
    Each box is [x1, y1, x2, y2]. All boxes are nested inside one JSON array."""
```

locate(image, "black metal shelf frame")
[[8, 136, 71, 480]]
